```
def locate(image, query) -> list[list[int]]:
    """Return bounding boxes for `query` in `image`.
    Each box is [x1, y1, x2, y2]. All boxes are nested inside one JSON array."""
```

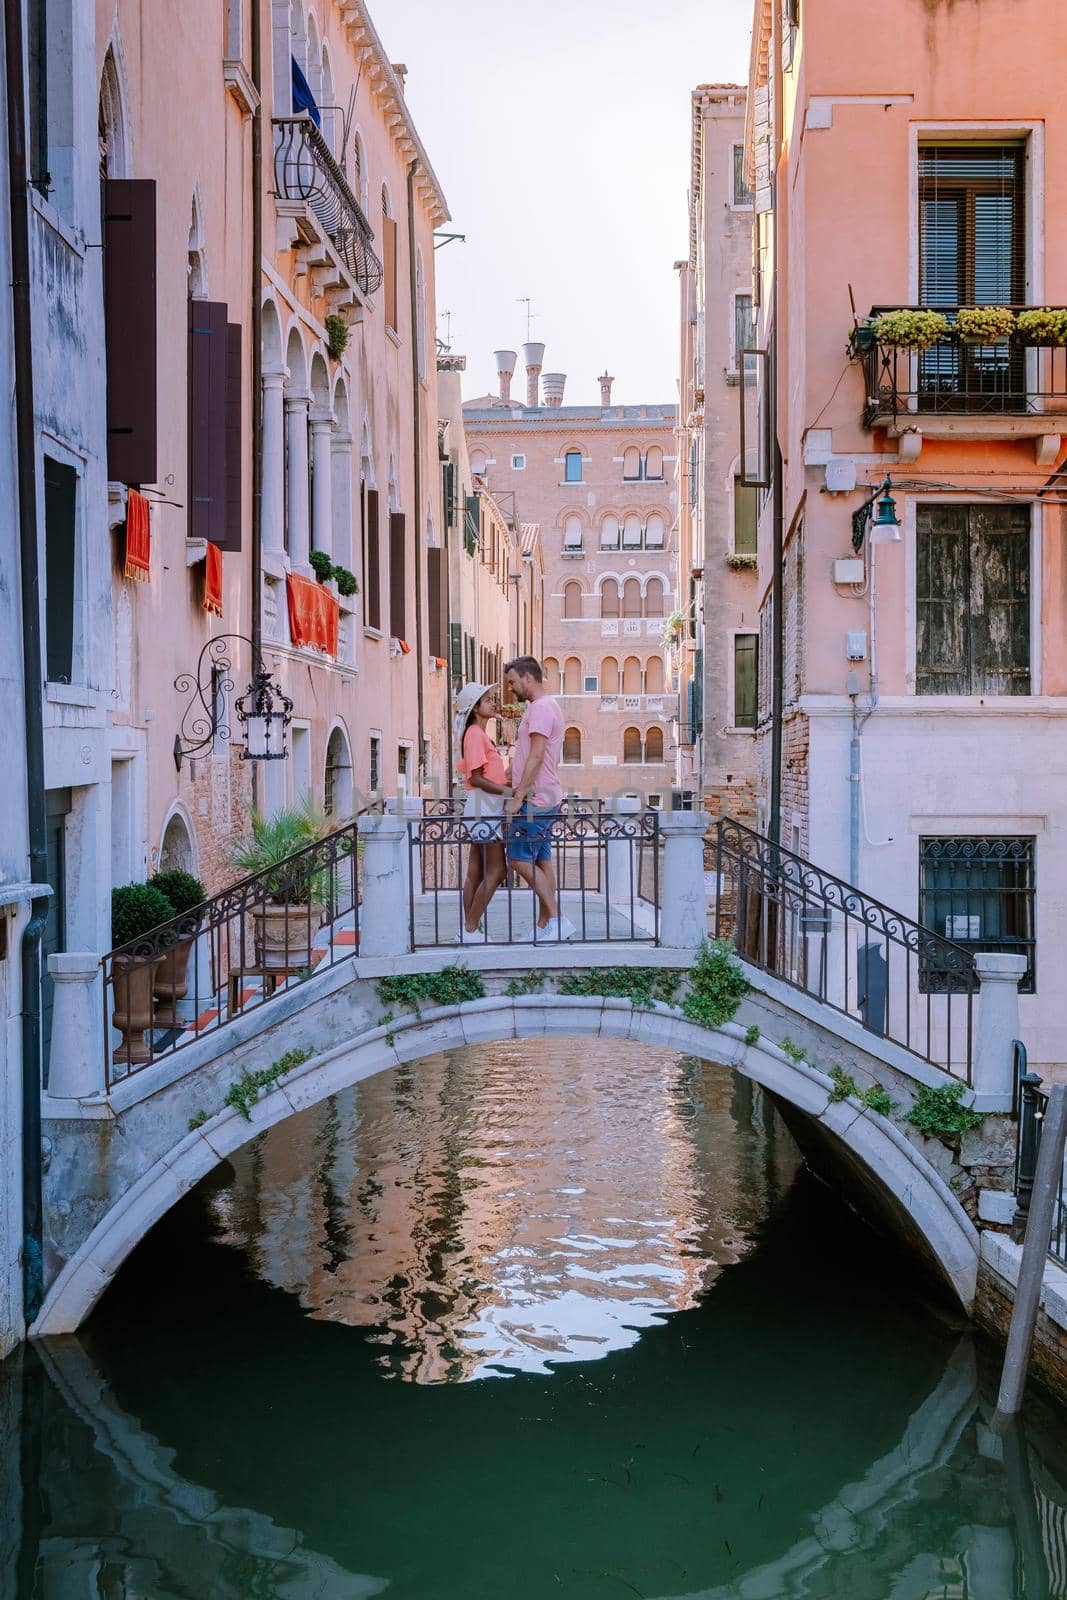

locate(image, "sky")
[[375, 0, 753, 408]]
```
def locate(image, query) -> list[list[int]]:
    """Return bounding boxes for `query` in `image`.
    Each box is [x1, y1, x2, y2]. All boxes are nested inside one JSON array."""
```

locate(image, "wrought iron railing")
[[711, 817, 977, 1081], [101, 819, 362, 1088], [273, 116, 383, 297], [1014, 1054, 1067, 1267], [860, 305, 1067, 426], [409, 804, 659, 948]]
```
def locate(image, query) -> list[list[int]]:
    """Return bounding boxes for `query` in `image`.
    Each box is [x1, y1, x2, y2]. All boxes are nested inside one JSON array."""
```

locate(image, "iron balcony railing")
[[711, 817, 977, 1082], [273, 116, 383, 298], [100, 818, 362, 1088], [860, 305, 1067, 427], [1013, 1046, 1067, 1268]]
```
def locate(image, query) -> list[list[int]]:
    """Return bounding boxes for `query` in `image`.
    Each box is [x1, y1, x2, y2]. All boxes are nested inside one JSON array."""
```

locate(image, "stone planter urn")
[[111, 956, 160, 1067], [254, 901, 315, 971], [152, 934, 196, 1027]]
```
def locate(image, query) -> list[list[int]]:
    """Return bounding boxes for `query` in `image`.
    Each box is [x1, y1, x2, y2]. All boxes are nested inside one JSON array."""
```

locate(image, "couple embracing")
[[454, 655, 577, 944]]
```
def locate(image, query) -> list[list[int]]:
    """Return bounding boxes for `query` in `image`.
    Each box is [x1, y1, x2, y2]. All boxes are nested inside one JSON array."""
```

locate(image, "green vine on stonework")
[[828, 1064, 859, 1102], [557, 967, 680, 1008], [376, 965, 486, 1022], [188, 1109, 208, 1131], [744, 1024, 760, 1046], [224, 1047, 313, 1121], [861, 1084, 895, 1117], [502, 971, 546, 997], [906, 1082, 984, 1145], [679, 939, 749, 1029]]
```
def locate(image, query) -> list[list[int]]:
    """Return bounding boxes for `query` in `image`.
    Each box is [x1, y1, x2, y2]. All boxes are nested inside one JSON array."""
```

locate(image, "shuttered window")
[[104, 179, 157, 485], [733, 634, 758, 728], [919, 143, 1026, 307], [388, 511, 406, 639], [221, 322, 243, 551], [44, 457, 77, 684], [188, 300, 228, 540], [734, 477, 757, 554], [622, 727, 642, 764], [449, 621, 462, 679], [916, 504, 1030, 695], [427, 546, 447, 658], [562, 727, 582, 764], [441, 460, 456, 529], [363, 486, 381, 630], [464, 494, 480, 556], [382, 207, 398, 331]]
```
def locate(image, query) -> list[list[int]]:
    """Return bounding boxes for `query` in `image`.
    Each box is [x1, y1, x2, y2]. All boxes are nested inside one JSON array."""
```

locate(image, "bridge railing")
[[710, 817, 977, 1082], [408, 803, 659, 949], [1013, 1054, 1067, 1266], [101, 818, 362, 1087]]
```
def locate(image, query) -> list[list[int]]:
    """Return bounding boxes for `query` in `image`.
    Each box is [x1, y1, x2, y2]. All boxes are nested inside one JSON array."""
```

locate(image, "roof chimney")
[[523, 341, 545, 408], [598, 371, 614, 407], [542, 371, 566, 408], [494, 348, 517, 406]]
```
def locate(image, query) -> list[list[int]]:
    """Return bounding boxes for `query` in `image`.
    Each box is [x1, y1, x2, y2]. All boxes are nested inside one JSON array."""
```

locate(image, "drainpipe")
[[767, 11, 784, 848], [250, 0, 263, 808], [6, 0, 50, 1325], [407, 159, 426, 783]]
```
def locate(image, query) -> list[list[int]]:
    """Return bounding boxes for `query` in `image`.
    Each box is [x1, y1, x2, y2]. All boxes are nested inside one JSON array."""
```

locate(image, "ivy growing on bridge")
[[906, 1082, 984, 1145], [376, 964, 487, 1023], [224, 1047, 314, 1121], [557, 967, 681, 1007]]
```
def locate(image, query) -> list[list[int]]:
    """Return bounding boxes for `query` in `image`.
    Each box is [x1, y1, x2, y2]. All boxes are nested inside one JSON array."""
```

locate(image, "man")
[[503, 655, 576, 942]]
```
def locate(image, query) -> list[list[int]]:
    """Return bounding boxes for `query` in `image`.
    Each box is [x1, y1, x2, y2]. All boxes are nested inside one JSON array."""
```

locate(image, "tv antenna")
[[517, 297, 538, 340], [438, 309, 453, 350]]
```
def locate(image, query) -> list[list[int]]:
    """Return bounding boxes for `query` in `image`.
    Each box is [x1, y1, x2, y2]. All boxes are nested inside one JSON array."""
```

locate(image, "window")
[[648, 793, 662, 809], [733, 476, 757, 554], [916, 504, 1030, 695], [733, 293, 756, 378], [362, 484, 381, 630], [600, 515, 620, 550], [562, 727, 582, 764], [733, 634, 759, 728], [645, 727, 664, 763], [44, 456, 77, 684], [622, 656, 642, 694], [381, 186, 398, 331], [622, 578, 641, 617], [623, 727, 642, 764], [563, 657, 581, 695], [623, 445, 641, 480], [543, 657, 560, 693], [397, 742, 410, 793], [732, 142, 754, 207], [563, 514, 583, 553], [646, 656, 665, 694], [689, 436, 699, 509], [601, 656, 619, 693], [511, 453, 526, 470], [645, 515, 665, 551], [470, 449, 488, 478], [583, 675, 598, 693], [563, 581, 583, 620], [623, 515, 642, 550], [920, 837, 1035, 993], [369, 733, 381, 793], [645, 446, 663, 480], [601, 580, 620, 619], [564, 451, 583, 483], [644, 578, 665, 618]]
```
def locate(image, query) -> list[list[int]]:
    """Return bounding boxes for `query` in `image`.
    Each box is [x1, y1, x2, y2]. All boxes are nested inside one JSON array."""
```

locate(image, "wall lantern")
[[173, 635, 293, 771], [852, 475, 902, 552]]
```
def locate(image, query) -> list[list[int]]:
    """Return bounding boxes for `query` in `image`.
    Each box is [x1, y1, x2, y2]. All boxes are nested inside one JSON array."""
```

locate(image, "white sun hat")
[[455, 681, 490, 719]]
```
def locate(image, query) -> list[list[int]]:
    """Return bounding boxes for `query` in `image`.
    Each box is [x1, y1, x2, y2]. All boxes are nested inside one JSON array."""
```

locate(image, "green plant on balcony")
[[324, 314, 350, 361], [872, 309, 950, 349], [955, 305, 1015, 343], [333, 565, 359, 597], [661, 608, 686, 649], [725, 552, 757, 571], [1017, 307, 1067, 346], [309, 549, 334, 584]]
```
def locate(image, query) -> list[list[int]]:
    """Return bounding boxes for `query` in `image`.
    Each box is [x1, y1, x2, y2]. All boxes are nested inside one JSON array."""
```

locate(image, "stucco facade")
[[465, 357, 678, 802], [744, 0, 1067, 1073]]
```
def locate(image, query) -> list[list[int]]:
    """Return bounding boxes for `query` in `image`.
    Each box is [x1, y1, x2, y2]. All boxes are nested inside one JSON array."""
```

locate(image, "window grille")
[[920, 836, 1035, 992]]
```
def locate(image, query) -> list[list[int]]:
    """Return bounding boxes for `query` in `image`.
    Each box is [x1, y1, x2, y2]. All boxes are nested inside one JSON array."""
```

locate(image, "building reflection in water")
[[208, 1042, 801, 1382]]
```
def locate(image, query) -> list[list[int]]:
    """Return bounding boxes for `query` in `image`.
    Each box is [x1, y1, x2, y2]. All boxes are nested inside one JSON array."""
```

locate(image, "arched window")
[[622, 445, 641, 480], [564, 450, 583, 483], [623, 578, 641, 617], [601, 656, 619, 693], [324, 725, 354, 818], [645, 445, 663, 480], [622, 656, 642, 695], [623, 515, 642, 549], [645, 578, 665, 617], [645, 656, 666, 694], [319, 42, 336, 154], [563, 656, 581, 695], [600, 514, 620, 549], [543, 656, 561, 693], [470, 448, 488, 478], [623, 727, 643, 764], [563, 514, 583, 552], [159, 810, 196, 875], [563, 726, 582, 764], [98, 47, 129, 180], [382, 183, 398, 331], [645, 514, 665, 550], [600, 579, 620, 619], [563, 581, 582, 620], [645, 726, 664, 764]]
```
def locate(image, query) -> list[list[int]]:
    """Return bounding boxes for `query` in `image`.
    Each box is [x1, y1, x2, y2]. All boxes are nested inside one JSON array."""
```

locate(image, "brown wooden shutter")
[[389, 511, 406, 639], [916, 504, 1030, 695], [364, 487, 381, 630], [215, 322, 243, 552], [188, 300, 229, 540], [104, 179, 157, 484], [383, 215, 398, 329], [427, 546, 446, 658], [916, 506, 969, 695]]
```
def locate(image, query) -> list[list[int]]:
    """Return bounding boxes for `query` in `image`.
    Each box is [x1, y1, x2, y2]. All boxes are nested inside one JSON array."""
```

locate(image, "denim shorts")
[[507, 807, 559, 864]]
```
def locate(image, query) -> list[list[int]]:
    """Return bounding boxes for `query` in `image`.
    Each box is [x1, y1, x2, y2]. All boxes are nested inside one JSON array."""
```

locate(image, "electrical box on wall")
[[846, 630, 868, 661], [834, 557, 865, 585], [825, 459, 857, 493]]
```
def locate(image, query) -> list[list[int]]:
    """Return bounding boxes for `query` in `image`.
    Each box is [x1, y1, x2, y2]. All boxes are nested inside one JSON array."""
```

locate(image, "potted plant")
[[872, 309, 950, 349], [324, 313, 349, 362], [850, 317, 878, 354], [1017, 307, 1067, 347], [309, 549, 334, 584], [333, 565, 359, 598], [148, 869, 206, 1026], [228, 799, 330, 973], [955, 305, 1015, 345], [110, 882, 176, 1066], [661, 608, 687, 650]]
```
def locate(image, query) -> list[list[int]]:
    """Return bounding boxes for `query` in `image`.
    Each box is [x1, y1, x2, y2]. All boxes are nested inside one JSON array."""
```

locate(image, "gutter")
[[250, 0, 263, 803], [407, 159, 426, 781]]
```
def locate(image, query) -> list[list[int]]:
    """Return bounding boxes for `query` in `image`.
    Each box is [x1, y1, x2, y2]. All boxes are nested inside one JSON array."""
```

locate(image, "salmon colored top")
[[459, 724, 508, 787]]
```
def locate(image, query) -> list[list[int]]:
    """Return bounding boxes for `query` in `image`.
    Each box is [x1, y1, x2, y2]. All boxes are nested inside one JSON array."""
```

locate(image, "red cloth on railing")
[[124, 489, 151, 581], [203, 542, 223, 616], [287, 571, 338, 654]]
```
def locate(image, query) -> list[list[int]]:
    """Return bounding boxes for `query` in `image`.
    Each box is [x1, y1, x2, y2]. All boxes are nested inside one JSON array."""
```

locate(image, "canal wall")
[[975, 1233, 1067, 1405]]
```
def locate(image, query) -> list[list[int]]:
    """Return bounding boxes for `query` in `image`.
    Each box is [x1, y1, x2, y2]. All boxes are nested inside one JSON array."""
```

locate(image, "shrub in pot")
[[228, 800, 330, 972], [111, 883, 176, 1067], [955, 305, 1015, 344], [872, 309, 950, 349], [1017, 307, 1067, 346], [148, 869, 206, 1026]]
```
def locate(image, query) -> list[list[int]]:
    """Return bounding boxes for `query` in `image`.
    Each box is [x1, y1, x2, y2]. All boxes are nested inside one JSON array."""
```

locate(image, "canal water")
[[7, 1039, 1067, 1597]]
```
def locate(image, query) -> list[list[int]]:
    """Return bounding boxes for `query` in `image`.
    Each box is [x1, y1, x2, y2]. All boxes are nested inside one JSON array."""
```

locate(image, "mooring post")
[[995, 1081, 1067, 1422], [658, 807, 711, 950], [357, 799, 418, 959]]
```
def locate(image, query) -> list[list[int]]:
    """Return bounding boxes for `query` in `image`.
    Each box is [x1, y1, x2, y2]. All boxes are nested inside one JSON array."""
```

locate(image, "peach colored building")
[[678, 85, 759, 823], [744, 0, 1067, 1071], [464, 353, 679, 803]]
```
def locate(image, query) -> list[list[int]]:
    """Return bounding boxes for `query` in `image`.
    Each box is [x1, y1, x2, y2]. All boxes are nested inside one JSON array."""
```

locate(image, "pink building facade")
[[744, 0, 1067, 1072], [464, 356, 678, 803]]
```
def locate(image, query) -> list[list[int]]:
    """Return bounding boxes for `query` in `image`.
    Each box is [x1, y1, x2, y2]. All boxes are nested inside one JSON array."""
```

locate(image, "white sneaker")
[[557, 915, 577, 942], [538, 915, 576, 943]]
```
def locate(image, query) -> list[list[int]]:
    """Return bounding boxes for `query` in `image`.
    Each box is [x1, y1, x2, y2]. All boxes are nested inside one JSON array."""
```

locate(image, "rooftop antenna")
[[517, 297, 537, 340], [438, 309, 453, 350]]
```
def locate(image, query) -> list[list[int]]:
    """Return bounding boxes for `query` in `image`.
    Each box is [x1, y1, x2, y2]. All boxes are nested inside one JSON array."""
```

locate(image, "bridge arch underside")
[[34, 998, 979, 1336]]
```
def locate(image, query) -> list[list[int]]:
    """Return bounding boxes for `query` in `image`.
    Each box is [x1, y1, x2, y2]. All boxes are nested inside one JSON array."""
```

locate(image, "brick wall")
[[180, 750, 255, 896], [975, 1260, 1067, 1407]]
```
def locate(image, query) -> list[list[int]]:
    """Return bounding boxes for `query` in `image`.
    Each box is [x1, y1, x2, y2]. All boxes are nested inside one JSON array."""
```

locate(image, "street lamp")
[[851, 474, 902, 551], [173, 634, 293, 771]]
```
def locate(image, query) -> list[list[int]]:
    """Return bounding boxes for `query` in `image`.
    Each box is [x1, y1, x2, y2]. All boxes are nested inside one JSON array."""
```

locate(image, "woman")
[[454, 681, 509, 941]]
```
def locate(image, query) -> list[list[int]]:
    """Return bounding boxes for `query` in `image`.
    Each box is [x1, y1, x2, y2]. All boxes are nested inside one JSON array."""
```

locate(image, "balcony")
[[273, 116, 383, 300], [859, 306, 1067, 460]]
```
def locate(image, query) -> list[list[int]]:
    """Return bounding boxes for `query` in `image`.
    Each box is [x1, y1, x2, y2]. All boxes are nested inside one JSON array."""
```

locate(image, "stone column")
[[309, 406, 335, 560], [331, 428, 354, 572], [658, 807, 710, 951], [605, 794, 641, 905], [47, 954, 104, 1099], [261, 366, 288, 557], [284, 387, 311, 571], [357, 801, 417, 959], [973, 952, 1028, 1101]]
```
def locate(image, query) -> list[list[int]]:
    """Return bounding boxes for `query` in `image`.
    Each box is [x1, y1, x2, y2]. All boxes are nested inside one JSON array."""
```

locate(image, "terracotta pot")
[[111, 956, 160, 1067], [153, 933, 196, 1027], [254, 901, 314, 971]]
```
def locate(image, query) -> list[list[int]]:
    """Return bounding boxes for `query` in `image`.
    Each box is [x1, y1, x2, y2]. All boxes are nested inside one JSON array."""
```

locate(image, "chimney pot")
[[598, 371, 615, 407], [542, 371, 566, 408], [493, 348, 517, 406], [522, 341, 546, 408]]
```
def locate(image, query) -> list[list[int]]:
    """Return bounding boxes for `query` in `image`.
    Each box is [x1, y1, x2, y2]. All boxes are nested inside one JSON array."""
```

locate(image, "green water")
[[7, 1041, 1067, 1597]]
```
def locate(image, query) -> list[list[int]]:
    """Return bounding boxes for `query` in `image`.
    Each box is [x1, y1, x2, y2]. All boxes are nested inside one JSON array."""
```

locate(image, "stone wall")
[[975, 1246, 1067, 1406]]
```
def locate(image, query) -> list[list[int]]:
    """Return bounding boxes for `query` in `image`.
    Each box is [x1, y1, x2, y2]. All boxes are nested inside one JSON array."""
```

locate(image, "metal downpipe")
[[407, 159, 426, 782]]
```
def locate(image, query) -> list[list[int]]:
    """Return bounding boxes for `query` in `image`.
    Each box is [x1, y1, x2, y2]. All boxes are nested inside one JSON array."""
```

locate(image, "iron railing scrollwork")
[[272, 116, 383, 297]]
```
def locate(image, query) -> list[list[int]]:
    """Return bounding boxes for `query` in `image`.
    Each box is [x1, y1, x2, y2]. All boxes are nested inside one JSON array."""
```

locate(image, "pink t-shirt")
[[459, 724, 507, 787], [511, 694, 564, 808]]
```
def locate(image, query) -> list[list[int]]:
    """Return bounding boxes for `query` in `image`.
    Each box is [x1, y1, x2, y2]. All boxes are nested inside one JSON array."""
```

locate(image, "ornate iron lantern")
[[173, 634, 293, 770]]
